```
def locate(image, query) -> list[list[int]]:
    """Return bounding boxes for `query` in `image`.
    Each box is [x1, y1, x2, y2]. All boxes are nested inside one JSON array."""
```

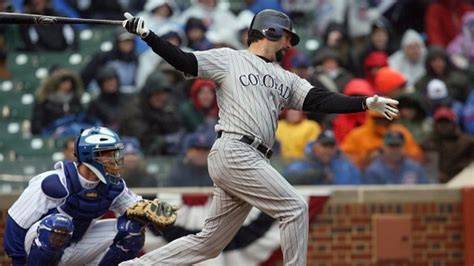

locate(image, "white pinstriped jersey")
[[8, 161, 141, 230], [193, 48, 313, 147]]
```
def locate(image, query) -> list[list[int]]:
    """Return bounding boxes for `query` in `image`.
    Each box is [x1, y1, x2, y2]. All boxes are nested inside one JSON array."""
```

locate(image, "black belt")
[[217, 131, 273, 159]]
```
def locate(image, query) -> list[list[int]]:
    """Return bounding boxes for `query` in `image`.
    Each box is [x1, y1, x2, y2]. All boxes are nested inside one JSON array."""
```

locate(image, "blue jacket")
[[364, 157, 431, 184], [284, 143, 362, 185]]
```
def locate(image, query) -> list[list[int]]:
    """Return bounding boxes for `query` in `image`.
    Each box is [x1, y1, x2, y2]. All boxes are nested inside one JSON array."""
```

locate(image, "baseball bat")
[[0, 12, 124, 26]]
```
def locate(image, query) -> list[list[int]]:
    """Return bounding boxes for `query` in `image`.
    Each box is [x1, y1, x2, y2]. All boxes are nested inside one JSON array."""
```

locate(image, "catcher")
[[3, 126, 177, 266]]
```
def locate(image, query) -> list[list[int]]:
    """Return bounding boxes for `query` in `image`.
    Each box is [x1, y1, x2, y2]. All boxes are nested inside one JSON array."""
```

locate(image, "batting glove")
[[123, 12, 149, 38], [365, 95, 399, 120]]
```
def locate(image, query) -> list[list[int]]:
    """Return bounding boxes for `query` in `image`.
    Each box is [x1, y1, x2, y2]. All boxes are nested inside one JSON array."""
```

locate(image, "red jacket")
[[425, 0, 474, 47]]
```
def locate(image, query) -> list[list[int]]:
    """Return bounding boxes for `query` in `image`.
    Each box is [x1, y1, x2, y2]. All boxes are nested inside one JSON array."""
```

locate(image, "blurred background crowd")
[[0, 0, 474, 189]]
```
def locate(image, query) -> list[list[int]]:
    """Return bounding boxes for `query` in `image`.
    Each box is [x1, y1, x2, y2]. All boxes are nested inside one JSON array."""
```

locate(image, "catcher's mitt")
[[126, 199, 177, 227]]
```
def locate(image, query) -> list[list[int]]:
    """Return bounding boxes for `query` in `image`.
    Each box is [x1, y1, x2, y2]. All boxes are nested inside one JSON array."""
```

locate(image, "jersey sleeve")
[[8, 173, 64, 229], [193, 48, 231, 82], [286, 75, 313, 110], [110, 186, 142, 215]]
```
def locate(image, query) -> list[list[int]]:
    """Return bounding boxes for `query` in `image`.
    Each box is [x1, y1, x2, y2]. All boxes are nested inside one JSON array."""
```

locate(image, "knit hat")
[[343, 79, 374, 96], [427, 79, 448, 100], [374, 67, 406, 95]]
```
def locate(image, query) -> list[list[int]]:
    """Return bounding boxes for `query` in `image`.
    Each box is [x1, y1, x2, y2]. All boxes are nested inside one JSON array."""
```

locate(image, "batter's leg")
[[135, 185, 252, 265], [209, 139, 309, 266]]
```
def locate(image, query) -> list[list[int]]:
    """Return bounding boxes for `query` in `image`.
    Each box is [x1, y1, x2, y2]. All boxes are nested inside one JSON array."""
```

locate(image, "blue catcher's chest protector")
[[52, 161, 124, 242]]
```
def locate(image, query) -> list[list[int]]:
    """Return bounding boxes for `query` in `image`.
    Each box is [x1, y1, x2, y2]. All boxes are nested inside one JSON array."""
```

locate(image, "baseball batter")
[[121, 9, 399, 265]]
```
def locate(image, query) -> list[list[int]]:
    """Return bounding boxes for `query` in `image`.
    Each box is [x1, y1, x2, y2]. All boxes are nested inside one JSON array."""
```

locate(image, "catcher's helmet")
[[75, 126, 125, 184], [249, 9, 300, 46]]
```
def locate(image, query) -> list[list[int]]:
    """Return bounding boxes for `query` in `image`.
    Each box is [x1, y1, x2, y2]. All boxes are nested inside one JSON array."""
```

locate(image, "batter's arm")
[[142, 31, 198, 76], [302, 87, 367, 114], [123, 13, 198, 76]]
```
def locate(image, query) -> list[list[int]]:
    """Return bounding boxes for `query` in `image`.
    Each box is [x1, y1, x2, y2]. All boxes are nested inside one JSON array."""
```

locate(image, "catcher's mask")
[[76, 126, 125, 185], [249, 9, 300, 46]]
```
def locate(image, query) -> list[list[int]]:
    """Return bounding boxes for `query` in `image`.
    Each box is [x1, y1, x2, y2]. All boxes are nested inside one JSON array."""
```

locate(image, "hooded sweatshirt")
[[389, 29, 427, 86], [340, 111, 424, 169], [447, 11, 474, 61]]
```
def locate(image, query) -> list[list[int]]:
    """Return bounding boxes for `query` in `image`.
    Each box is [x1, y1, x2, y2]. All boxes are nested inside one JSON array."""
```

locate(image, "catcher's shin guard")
[[28, 214, 74, 266], [98, 215, 145, 266]]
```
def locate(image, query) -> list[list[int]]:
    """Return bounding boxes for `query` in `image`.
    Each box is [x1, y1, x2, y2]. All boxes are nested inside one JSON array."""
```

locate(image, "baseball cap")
[[383, 131, 405, 146], [186, 132, 214, 150], [433, 106, 457, 122], [291, 53, 310, 68], [316, 129, 336, 145], [122, 137, 142, 155], [427, 79, 448, 100]]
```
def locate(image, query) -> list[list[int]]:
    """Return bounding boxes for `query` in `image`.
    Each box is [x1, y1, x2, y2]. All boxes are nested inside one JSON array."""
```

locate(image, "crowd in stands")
[[2, 0, 474, 187]]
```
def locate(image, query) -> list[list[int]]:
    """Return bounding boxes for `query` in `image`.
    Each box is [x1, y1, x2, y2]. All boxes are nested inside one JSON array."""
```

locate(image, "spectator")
[[365, 130, 431, 184], [245, 0, 283, 14], [463, 90, 474, 134], [136, 28, 188, 89], [358, 16, 396, 75], [61, 137, 76, 161], [31, 69, 83, 135], [311, 0, 346, 38], [341, 110, 423, 170], [284, 129, 362, 185], [165, 129, 214, 187], [157, 60, 192, 104], [178, 0, 239, 38], [318, 22, 354, 70], [363, 51, 388, 90], [135, 0, 182, 54], [81, 27, 139, 94], [119, 72, 183, 155], [18, 0, 77, 51], [121, 137, 158, 187], [422, 106, 474, 183], [374, 66, 407, 98], [388, 29, 427, 86], [447, 11, 474, 70], [184, 17, 214, 51], [139, 0, 180, 32], [332, 79, 374, 143], [423, 79, 464, 119], [425, 0, 474, 47], [415, 46, 470, 103], [0, 47, 10, 79], [178, 79, 218, 132], [289, 52, 312, 80], [396, 93, 432, 144], [275, 110, 321, 161], [337, 1, 396, 57], [311, 47, 353, 93], [86, 67, 130, 131]]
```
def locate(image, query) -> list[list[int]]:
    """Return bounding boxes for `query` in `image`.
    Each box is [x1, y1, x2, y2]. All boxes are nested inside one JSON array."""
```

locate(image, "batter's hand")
[[123, 12, 149, 38], [365, 95, 399, 120]]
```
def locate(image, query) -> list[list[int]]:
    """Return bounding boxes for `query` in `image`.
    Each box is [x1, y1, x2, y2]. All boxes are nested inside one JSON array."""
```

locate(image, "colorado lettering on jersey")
[[238, 73, 290, 99]]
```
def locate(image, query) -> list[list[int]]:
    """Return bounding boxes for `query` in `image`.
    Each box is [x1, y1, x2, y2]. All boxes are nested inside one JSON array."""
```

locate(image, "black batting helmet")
[[249, 9, 300, 46]]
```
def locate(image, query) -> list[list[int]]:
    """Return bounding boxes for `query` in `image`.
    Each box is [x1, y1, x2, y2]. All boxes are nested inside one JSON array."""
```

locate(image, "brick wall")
[[308, 202, 463, 266]]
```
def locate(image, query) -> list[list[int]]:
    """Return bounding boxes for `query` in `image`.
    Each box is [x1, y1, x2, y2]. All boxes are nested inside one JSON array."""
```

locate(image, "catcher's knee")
[[28, 214, 74, 266], [98, 216, 145, 266], [114, 215, 146, 252]]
